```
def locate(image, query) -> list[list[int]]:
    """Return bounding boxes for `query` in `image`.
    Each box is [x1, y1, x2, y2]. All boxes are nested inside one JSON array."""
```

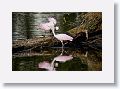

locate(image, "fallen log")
[[13, 37, 53, 53], [13, 28, 102, 53], [13, 37, 51, 48]]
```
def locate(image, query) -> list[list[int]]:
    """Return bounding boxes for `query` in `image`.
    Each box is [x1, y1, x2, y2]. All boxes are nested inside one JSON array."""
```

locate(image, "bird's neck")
[[52, 27, 56, 36]]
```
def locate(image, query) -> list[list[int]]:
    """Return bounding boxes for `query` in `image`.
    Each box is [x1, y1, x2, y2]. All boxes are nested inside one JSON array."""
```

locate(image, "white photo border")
[[0, 0, 114, 83]]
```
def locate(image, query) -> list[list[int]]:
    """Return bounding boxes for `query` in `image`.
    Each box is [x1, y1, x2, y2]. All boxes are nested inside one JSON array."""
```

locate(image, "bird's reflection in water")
[[12, 47, 102, 71], [38, 48, 73, 71]]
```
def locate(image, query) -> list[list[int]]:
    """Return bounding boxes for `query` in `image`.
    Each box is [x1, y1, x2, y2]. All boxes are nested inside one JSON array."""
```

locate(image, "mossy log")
[[13, 37, 58, 53], [13, 30, 101, 53], [13, 37, 52, 48]]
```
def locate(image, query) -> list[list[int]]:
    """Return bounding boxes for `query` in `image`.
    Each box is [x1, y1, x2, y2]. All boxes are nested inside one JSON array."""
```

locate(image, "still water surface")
[[12, 47, 102, 71]]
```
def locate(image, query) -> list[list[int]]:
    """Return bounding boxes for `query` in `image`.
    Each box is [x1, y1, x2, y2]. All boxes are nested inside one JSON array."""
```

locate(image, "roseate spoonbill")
[[51, 27, 73, 48], [37, 18, 58, 36]]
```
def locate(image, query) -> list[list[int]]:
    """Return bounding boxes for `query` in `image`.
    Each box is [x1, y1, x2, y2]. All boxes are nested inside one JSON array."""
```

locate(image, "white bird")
[[51, 27, 73, 48]]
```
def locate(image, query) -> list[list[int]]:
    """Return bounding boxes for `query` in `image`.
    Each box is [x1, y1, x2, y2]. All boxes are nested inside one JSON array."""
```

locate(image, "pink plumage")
[[48, 17, 57, 25], [38, 22, 54, 31], [54, 55, 73, 62], [51, 26, 73, 47], [38, 61, 53, 71], [38, 17, 57, 31], [55, 34, 73, 42]]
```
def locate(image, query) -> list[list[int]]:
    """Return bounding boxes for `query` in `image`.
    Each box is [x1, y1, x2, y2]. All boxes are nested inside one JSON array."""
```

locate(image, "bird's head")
[[48, 17, 57, 25]]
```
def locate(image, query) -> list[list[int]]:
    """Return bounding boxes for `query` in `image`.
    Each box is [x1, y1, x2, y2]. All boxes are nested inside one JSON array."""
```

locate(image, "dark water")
[[12, 47, 102, 71]]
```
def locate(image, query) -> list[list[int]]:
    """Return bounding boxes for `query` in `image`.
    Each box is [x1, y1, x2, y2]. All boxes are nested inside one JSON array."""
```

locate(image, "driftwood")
[[12, 35, 65, 53], [13, 37, 52, 53], [13, 37, 52, 48], [13, 29, 102, 53]]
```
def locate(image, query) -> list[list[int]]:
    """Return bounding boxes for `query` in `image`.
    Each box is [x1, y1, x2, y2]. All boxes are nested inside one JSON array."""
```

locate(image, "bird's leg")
[[61, 41, 64, 49], [60, 47, 64, 55]]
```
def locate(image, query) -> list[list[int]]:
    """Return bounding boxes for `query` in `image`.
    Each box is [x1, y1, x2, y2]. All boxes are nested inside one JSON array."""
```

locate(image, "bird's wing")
[[55, 34, 73, 41]]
